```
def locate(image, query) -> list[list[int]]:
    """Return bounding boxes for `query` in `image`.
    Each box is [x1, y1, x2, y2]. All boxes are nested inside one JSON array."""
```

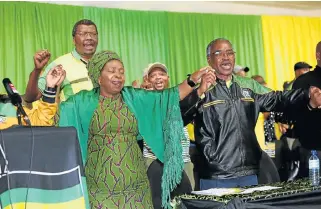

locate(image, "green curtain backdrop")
[[165, 12, 265, 85], [0, 2, 83, 93], [83, 8, 170, 84], [0, 2, 265, 93]]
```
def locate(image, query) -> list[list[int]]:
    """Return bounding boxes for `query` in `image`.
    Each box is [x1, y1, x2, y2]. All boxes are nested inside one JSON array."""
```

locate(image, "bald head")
[[316, 41, 321, 66]]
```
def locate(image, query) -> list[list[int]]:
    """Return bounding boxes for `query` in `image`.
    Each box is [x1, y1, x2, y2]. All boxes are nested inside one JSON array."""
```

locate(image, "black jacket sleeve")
[[254, 89, 310, 113], [179, 89, 202, 126]]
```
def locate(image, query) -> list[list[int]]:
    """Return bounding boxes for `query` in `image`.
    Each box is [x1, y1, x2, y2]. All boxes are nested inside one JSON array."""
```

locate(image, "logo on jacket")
[[241, 89, 251, 98]]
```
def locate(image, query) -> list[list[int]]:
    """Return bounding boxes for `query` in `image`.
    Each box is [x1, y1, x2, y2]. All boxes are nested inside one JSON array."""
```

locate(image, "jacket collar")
[[216, 74, 235, 85], [314, 65, 321, 74]]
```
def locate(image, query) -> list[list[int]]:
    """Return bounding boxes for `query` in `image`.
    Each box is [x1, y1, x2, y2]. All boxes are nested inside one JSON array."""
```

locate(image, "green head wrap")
[[87, 50, 122, 88]]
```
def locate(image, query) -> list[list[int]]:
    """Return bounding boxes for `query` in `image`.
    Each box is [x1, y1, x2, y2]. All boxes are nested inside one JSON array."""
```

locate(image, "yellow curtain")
[[261, 16, 321, 90]]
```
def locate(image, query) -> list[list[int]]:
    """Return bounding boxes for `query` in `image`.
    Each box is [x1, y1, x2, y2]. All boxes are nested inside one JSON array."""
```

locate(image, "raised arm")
[[179, 69, 216, 125], [255, 87, 321, 113], [25, 65, 66, 126], [177, 66, 216, 100], [24, 50, 51, 103]]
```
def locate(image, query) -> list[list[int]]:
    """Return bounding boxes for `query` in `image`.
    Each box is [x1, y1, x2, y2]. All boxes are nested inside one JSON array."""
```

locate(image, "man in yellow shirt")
[[24, 19, 98, 103], [0, 50, 65, 129]]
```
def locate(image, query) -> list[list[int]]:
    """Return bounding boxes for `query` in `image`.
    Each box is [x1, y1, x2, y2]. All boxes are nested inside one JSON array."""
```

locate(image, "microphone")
[[2, 78, 22, 106], [2, 78, 31, 126]]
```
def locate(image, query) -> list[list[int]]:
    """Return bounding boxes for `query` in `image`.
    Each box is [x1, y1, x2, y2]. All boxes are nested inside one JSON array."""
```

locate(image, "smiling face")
[[147, 67, 169, 90], [207, 40, 235, 78], [98, 59, 125, 97]]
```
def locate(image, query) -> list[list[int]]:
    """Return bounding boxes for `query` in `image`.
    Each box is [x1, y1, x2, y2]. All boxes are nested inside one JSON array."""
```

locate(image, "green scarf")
[[58, 86, 186, 209]]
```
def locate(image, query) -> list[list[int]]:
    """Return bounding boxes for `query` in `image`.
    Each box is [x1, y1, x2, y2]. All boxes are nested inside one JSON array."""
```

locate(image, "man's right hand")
[[197, 68, 216, 96], [34, 49, 51, 71]]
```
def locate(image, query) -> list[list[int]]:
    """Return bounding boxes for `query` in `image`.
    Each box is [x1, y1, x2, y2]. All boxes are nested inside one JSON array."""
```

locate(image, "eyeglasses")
[[76, 32, 98, 38], [210, 50, 236, 59]]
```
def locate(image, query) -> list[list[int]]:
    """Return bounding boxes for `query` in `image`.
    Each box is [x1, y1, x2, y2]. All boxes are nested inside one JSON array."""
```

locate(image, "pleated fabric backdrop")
[[1, 2, 320, 93], [1, 2, 321, 151], [261, 16, 321, 90], [1, 2, 266, 93]]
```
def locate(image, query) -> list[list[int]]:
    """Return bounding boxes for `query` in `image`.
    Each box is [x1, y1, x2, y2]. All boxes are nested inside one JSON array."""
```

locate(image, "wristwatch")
[[187, 74, 196, 87]]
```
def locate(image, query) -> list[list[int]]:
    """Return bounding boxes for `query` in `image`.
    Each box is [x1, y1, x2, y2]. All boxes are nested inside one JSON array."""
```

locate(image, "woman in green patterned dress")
[[58, 50, 216, 209]]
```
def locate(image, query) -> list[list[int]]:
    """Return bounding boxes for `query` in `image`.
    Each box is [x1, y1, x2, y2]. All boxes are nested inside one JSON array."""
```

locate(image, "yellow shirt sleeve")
[[24, 100, 58, 126], [186, 123, 195, 141]]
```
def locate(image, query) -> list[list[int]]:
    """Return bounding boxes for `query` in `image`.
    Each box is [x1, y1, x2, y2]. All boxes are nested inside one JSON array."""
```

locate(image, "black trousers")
[[147, 159, 192, 209]]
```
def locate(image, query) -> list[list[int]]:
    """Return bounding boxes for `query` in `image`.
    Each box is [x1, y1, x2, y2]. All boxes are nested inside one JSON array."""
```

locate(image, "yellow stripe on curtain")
[[261, 16, 321, 90]]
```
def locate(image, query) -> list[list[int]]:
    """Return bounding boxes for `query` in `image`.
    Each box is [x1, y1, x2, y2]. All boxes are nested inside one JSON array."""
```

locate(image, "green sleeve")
[[251, 79, 272, 94], [38, 61, 56, 93]]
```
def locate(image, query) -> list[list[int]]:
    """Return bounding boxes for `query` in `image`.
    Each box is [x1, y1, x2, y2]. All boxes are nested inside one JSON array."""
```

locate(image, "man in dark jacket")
[[180, 38, 321, 190], [290, 41, 321, 178]]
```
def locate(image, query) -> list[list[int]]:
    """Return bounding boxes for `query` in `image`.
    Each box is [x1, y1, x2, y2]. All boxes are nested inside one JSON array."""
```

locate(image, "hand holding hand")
[[189, 66, 213, 84], [46, 65, 66, 88], [196, 67, 216, 96]]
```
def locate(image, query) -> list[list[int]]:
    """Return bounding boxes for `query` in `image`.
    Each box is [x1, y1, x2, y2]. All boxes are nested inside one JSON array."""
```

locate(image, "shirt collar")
[[72, 48, 88, 65], [216, 74, 234, 85]]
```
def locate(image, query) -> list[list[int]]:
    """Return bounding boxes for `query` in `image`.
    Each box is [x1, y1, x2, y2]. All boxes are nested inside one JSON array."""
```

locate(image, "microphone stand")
[[16, 108, 22, 125], [16, 104, 31, 126]]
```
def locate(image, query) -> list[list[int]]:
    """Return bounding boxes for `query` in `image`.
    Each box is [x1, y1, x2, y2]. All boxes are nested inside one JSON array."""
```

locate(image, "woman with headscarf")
[[58, 50, 216, 209]]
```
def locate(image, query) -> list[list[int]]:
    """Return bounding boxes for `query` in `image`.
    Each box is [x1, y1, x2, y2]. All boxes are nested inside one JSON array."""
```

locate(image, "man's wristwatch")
[[187, 74, 196, 87]]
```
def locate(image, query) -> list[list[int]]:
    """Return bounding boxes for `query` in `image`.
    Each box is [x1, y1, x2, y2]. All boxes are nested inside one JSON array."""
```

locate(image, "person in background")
[[0, 50, 65, 129], [279, 61, 312, 134], [233, 65, 249, 77], [287, 42, 321, 178], [283, 62, 312, 91], [24, 19, 98, 103], [57, 50, 216, 209], [142, 62, 195, 209], [180, 38, 321, 190]]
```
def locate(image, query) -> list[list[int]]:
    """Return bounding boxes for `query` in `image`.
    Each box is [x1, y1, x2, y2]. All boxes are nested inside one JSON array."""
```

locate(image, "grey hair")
[[206, 38, 233, 57]]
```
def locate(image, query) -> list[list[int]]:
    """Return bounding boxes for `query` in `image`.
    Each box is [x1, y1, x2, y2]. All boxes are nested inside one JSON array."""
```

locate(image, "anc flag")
[[0, 126, 89, 209]]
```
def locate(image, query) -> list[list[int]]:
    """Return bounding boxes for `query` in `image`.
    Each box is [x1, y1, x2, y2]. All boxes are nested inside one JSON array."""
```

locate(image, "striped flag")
[[0, 127, 89, 209]]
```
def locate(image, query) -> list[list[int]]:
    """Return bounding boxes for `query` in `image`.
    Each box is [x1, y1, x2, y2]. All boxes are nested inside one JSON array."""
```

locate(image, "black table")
[[176, 179, 321, 209]]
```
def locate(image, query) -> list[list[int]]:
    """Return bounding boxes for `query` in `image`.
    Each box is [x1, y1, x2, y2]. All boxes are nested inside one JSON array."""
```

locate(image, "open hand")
[[141, 80, 153, 90], [132, 80, 140, 88], [46, 65, 66, 88], [34, 49, 51, 71]]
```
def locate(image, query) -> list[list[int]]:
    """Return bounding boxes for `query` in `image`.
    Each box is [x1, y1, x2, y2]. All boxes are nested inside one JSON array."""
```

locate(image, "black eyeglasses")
[[76, 32, 98, 38]]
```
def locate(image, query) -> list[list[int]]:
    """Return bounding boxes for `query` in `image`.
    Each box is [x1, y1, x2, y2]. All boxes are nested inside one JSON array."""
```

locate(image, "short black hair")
[[206, 38, 233, 57], [72, 19, 97, 37]]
